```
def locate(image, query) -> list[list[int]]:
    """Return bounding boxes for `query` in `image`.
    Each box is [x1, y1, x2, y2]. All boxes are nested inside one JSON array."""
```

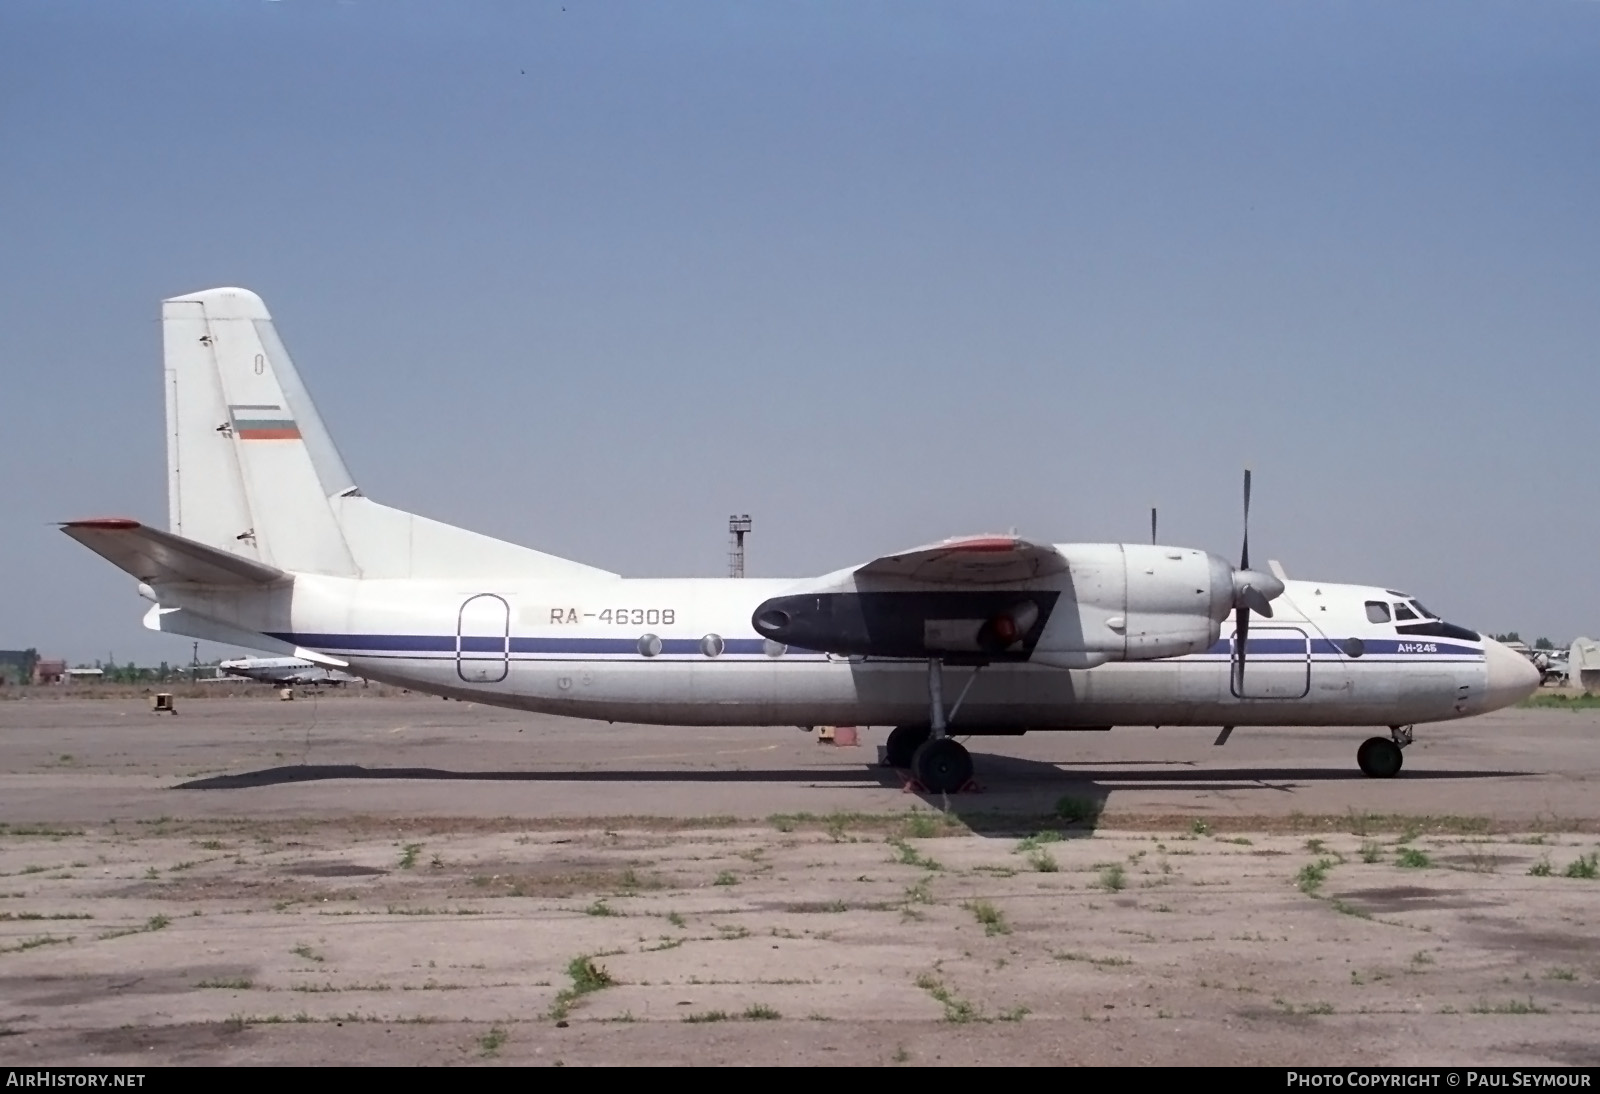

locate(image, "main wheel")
[[911, 738, 974, 794], [1357, 737, 1403, 778], [883, 724, 930, 769]]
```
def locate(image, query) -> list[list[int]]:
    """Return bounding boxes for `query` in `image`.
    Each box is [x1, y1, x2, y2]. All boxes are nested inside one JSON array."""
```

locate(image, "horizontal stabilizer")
[[143, 604, 306, 658], [63, 519, 288, 587], [855, 535, 1068, 584]]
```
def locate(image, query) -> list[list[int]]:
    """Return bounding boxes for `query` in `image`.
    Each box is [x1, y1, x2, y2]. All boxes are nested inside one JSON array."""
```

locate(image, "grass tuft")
[[1297, 858, 1335, 895], [478, 1026, 507, 1056], [1054, 796, 1102, 825], [1562, 853, 1598, 879], [964, 900, 1010, 936]]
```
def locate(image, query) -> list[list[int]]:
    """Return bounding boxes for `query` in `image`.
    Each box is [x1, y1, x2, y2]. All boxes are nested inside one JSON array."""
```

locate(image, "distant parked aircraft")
[[217, 656, 359, 686]]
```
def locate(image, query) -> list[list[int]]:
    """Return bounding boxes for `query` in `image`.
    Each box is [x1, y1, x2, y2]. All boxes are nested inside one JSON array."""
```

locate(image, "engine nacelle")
[[751, 543, 1238, 667]]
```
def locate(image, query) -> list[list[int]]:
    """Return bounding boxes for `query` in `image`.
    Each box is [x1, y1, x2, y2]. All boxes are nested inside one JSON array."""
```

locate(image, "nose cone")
[[1482, 638, 1541, 712], [1232, 568, 1286, 615]]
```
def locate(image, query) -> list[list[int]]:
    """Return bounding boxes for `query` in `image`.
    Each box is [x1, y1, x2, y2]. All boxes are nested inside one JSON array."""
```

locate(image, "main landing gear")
[[1357, 725, 1413, 778], [881, 660, 980, 794]]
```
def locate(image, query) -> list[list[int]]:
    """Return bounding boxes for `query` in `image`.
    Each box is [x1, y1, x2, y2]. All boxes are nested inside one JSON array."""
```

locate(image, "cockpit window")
[[1393, 603, 1418, 621], [1410, 601, 1439, 620], [1365, 601, 1391, 624]]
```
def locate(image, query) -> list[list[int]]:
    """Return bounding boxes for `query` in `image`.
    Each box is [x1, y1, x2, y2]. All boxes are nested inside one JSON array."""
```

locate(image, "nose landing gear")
[[1357, 724, 1413, 778]]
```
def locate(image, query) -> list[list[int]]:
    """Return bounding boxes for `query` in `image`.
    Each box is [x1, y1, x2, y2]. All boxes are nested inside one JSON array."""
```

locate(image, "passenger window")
[[1365, 602, 1391, 624], [1393, 603, 1418, 621]]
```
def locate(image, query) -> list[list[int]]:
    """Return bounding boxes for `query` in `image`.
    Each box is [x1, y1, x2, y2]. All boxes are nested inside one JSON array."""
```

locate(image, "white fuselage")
[[170, 569, 1515, 731], [72, 287, 1542, 756]]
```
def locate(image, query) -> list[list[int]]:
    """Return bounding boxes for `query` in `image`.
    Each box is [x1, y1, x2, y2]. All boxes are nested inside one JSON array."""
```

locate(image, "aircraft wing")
[[853, 535, 1067, 585], [61, 519, 287, 586]]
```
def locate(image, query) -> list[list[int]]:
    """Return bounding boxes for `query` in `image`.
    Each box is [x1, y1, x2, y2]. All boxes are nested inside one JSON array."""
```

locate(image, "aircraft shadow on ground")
[[173, 753, 1530, 838]]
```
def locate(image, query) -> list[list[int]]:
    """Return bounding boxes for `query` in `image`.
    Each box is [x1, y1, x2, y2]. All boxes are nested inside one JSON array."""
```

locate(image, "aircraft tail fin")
[[161, 287, 615, 581], [62, 519, 288, 587]]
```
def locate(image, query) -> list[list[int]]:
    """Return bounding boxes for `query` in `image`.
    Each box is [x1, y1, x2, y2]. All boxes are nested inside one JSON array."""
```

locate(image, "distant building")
[[0, 649, 39, 686], [33, 660, 66, 685], [63, 668, 104, 682]]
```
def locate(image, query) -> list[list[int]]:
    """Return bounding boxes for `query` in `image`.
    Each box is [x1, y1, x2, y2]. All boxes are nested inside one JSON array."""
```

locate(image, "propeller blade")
[[1233, 603, 1249, 694], [1240, 468, 1252, 572]]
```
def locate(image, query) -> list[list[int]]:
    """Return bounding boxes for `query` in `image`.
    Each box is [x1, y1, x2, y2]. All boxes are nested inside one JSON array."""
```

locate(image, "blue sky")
[[3, 1, 1597, 663]]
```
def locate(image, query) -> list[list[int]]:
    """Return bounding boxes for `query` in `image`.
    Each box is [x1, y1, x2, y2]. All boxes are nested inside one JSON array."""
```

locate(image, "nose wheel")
[[1356, 725, 1413, 778]]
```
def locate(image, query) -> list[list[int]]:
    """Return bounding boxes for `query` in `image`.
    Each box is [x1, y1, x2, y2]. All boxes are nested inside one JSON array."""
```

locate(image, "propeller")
[[1150, 506, 1157, 545], [1231, 469, 1285, 693]]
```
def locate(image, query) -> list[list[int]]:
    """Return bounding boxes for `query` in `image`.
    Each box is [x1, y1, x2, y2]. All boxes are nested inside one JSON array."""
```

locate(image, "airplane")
[[217, 655, 360, 686], [60, 287, 1540, 793]]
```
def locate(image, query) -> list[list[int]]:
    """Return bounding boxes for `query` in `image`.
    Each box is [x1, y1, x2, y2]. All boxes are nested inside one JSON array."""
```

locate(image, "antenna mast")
[[728, 514, 752, 578]]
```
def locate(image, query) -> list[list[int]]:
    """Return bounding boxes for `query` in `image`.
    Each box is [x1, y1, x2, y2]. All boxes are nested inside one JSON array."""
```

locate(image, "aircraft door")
[[457, 594, 510, 683], [1230, 626, 1310, 700]]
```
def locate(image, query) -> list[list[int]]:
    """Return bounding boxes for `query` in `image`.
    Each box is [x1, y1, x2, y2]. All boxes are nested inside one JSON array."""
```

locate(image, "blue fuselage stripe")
[[265, 632, 1482, 661]]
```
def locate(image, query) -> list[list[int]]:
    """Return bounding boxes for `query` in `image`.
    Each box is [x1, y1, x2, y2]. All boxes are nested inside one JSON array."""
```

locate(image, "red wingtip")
[[61, 518, 143, 530]]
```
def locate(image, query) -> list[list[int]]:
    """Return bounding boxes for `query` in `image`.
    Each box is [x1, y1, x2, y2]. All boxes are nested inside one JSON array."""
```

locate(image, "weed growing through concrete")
[[965, 900, 1009, 935], [915, 973, 982, 1023], [0, 912, 91, 921], [743, 1004, 780, 1020], [1469, 998, 1547, 1014], [1359, 841, 1384, 863], [549, 955, 615, 1021], [1563, 853, 1598, 879], [1054, 796, 1102, 825], [1098, 864, 1126, 892], [1396, 848, 1431, 869], [478, 1026, 507, 1056], [1529, 858, 1553, 877], [1015, 832, 1063, 853], [889, 837, 941, 871], [1057, 951, 1131, 967], [0, 935, 73, 954], [398, 844, 422, 869], [1297, 859, 1335, 895]]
